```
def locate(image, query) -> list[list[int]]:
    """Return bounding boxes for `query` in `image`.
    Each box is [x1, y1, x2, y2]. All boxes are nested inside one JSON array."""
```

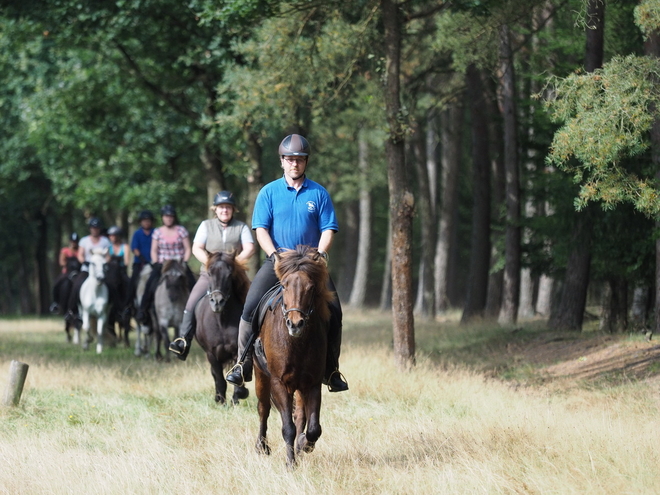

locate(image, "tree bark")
[[435, 100, 463, 314], [244, 129, 263, 277], [339, 201, 359, 301], [599, 277, 628, 333], [382, 0, 415, 368], [461, 64, 491, 323], [497, 24, 521, 326], [348, 131, 371, 308], [380, 217, 393, 311]]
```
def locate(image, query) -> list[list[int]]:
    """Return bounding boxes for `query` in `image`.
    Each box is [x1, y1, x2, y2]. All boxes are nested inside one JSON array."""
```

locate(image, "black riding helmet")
[[138, 210, 154, 221], [107, 226, 122, 236], [88, 217, 103, 229], [279, 134, 310, 157], [213, 190, 236, 207], [160, 204, 176, 216]]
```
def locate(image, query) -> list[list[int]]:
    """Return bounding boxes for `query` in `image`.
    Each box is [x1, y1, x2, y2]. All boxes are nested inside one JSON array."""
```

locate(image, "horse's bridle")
[[207, 288, 229, 301], [281, 301, 314, 324]]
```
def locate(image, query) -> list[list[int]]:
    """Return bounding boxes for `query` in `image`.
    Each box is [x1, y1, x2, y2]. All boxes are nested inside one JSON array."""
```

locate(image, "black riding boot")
[[168, 310, 195, 361], [323, 322, 349, 392], [226, 318, 254, 387]]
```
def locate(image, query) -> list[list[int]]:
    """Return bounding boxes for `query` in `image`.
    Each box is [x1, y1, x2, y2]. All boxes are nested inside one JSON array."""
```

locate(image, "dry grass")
[[1, 311, 660, 494]]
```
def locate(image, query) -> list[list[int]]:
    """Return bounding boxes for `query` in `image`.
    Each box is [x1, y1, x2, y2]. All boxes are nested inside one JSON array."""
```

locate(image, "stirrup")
[[226, 363, 245, 387], [169, 337, 187, 355], [326, 370, 349, 392]]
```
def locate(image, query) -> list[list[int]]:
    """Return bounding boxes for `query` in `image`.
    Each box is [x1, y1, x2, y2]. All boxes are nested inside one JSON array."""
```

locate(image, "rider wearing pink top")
[[135, 205, 196, 324]]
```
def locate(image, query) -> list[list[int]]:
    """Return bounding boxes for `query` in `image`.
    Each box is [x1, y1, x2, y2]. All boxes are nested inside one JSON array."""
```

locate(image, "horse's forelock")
[[275, 247, 332, 313]]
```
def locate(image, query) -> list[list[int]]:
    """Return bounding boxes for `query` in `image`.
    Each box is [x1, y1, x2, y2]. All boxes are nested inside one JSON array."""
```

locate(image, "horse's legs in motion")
[[254, 367, 272, 456], [295, 387, 322, 454], [206, 352, 228, 405], [81, 312, 91, 350]]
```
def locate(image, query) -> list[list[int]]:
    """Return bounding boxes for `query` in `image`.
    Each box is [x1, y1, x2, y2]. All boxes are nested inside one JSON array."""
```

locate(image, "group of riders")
[[50, 134, 349, 393]]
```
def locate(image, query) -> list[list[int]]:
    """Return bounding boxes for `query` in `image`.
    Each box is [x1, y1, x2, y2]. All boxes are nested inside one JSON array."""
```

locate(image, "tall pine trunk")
[[435, 101, 463, 314], [461, 64, 491, 323], [496, 24, 521, 325], [382, 0, 415, 368]]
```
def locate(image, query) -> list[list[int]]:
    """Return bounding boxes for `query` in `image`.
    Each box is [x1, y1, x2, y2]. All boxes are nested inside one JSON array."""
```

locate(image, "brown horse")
[[254, 246, 334, 467], [195, 252, 251, 405]]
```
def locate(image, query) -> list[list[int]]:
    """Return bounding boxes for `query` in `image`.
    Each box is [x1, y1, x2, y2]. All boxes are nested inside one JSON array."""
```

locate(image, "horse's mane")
[[275, 246, 334, 321], [207, 251, 251, 304], [161, 259, 182, 273]]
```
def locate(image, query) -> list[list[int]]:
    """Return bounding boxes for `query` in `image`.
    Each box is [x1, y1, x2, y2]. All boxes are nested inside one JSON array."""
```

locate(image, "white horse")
[[77, 248, 110, 354], [134, 263, 153, 357]]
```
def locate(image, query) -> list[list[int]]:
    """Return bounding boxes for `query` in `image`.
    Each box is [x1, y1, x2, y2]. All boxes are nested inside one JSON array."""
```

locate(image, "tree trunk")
[[549, 0, 604, 331], [535, 274, 553, 317], [435, 100, 463, 314], [548, 212, 593, 331], [380, 217, 393, 311], [200, 142, 225, 210], [339, 201, 359, 301], [485, 76, 505, 319], [630, 285, 650, 328], [244, 129, 263, 277], [646, 20, 660, 338], [497, 24, 521, 326], [412, 116, 436, 318], [461, 64, 491, 323], [348, 131, 371, 308], [599, 277, 628, 333], [382, 0, 415, 368]]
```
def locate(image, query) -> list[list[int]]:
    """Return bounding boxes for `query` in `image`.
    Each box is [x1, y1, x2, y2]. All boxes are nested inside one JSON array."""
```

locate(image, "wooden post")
[[3, 360, 29, 407]]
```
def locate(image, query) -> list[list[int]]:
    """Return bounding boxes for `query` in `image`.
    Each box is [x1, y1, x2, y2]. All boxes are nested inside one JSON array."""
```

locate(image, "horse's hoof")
[[215, 395, 226, 405], [255, 440, 271, 456], [235, 386, 249, 400]]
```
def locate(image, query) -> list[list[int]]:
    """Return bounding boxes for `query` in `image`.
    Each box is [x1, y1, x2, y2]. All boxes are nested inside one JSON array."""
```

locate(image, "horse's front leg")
[[272, 380, 296, 467], [96, 314, 106, 354], [295, 386, 322, 454], [81, 312, 91, 350], [254, 367, 272, 455]]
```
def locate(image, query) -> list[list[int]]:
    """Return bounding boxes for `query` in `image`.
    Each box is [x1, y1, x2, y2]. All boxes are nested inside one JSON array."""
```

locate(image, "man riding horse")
[[225, 134, 348, 393]]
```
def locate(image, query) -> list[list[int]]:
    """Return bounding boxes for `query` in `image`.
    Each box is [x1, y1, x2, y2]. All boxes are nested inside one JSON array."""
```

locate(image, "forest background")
[[2, 0, 660, 368]]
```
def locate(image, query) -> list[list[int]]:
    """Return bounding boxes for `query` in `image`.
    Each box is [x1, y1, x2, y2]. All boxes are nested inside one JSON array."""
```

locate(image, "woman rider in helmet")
[[168, 190, 256, 359]]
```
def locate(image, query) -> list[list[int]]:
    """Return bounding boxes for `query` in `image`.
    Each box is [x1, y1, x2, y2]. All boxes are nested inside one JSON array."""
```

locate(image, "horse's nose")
[[286, 317, 305, 337], [211, 297, 226, 313]]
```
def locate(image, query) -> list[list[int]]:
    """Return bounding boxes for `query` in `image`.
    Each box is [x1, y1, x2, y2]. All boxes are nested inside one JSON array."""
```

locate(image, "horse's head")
[[275, 246, 332, 338], [161, 259, 187, 301], [206, 252, 234, 313], [88, 248, 107, 283]]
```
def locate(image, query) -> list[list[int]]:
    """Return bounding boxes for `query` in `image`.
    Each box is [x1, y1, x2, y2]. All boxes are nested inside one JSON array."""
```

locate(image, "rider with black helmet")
[[50, 232, 81, 314], [168, 190, 256, 359], [135, 205, 195, 323], [65, 217, 111, 323], [225, 134, 349, 392]]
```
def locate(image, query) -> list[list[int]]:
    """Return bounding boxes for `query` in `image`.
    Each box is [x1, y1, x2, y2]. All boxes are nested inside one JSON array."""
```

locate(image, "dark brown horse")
[[254, 246, 334, 467], [195, 252, 251, 405]]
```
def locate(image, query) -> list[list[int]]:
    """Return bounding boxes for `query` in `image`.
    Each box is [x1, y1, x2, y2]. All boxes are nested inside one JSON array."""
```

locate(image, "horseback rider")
[[65, 217, 111, 323], [225, 134, 349, 392], [50, 232, 81, 314], [107, 226, 130, 269], [135, 205, 195, 324], [168, 190, 256, 359], [124, 210, 154, 316]]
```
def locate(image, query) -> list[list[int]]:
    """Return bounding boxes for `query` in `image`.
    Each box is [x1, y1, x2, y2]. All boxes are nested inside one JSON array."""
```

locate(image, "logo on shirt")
[[306, 201, 317, 212]]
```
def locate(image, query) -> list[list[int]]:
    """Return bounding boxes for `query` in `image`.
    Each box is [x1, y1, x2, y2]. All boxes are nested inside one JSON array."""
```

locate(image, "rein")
[[281, 302, 314, 323]]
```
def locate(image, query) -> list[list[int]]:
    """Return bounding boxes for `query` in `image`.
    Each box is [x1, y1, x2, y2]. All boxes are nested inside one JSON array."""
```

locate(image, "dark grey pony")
[[194, 252, 250, 405]]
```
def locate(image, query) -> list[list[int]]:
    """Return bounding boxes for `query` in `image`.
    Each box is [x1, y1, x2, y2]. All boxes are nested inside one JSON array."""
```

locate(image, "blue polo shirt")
[[252, 176, 338, 250], [130, 228, 153, 264]]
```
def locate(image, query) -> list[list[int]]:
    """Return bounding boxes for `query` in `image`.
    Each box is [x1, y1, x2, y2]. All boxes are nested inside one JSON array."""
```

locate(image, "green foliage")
[[545, 55, 660, 216], [635, 0, 660, 38]]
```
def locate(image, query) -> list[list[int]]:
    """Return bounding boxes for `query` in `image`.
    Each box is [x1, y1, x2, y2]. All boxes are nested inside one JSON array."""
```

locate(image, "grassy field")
[[1, 311, 659, 494]]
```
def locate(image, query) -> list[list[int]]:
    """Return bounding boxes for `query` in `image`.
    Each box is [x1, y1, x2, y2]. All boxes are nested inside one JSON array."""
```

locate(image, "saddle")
[[251, 283, 283, 368]]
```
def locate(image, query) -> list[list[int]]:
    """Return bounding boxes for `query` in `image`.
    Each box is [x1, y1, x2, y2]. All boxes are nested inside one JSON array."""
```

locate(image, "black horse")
[[195, 252, 251, 405], [104, 257, 132, 347]]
